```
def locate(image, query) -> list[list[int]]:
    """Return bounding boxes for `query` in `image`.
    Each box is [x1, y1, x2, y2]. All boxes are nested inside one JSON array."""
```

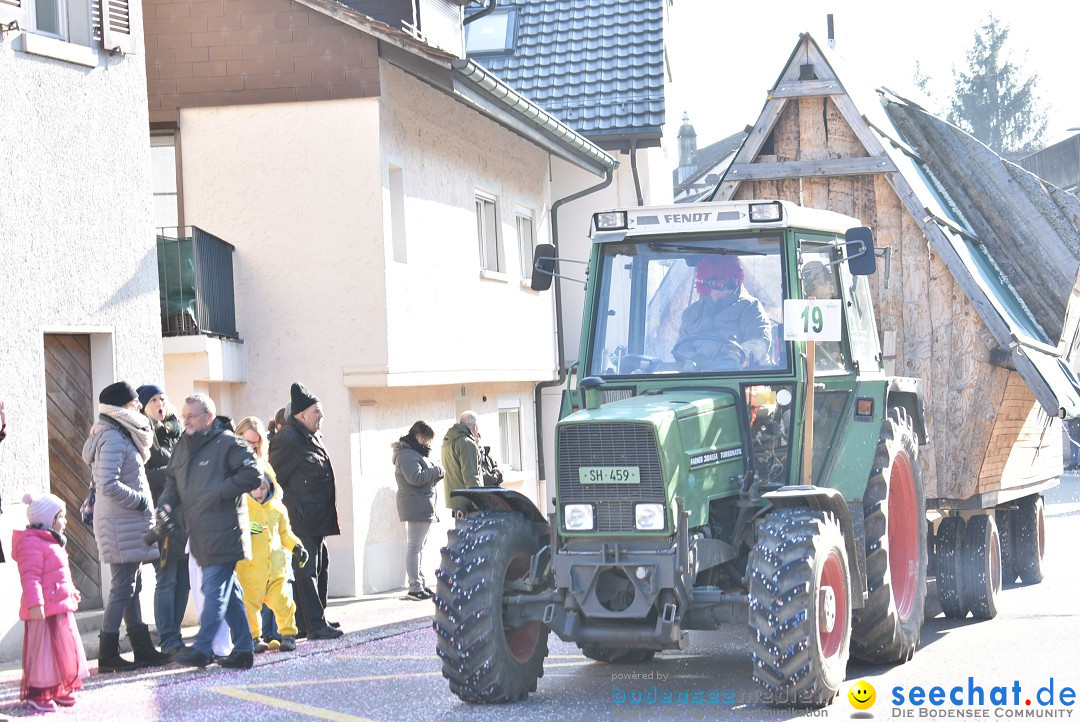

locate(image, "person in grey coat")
[[159, 393, 261, 669], [392, 421, 443, 601], [81, 381, 169, 672]]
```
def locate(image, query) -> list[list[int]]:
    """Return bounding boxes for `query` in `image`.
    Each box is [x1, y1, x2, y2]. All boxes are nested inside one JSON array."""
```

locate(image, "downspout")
[[629, 139, 644, 206], [464, 0, 496, 25], [533, 167, 615, 489]]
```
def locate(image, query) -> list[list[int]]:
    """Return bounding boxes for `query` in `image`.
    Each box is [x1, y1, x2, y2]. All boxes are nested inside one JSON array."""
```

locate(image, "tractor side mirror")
[[530, 243, 557, 291], [845, 227, 876, 276]]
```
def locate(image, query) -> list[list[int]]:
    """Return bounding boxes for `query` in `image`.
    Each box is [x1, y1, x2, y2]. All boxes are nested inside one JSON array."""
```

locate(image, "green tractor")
[[434, 199, 931, 707]]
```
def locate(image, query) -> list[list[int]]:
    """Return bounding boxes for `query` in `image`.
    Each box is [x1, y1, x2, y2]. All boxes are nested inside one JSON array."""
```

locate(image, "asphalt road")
[[2, 477, 1077, 722]]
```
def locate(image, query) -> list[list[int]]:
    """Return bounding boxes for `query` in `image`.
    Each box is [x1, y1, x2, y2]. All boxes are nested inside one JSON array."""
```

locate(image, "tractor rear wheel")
[[962, 514, 1001, 619], [935, 516, 968, 619], [748, 507, 851, 708], [850, 407, 927, 664], [1013, 495, 1046, 584], [434, 511, 549, 703]]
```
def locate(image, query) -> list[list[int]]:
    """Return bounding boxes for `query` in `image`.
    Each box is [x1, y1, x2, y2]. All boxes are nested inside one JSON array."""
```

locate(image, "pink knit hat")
[[23, 492, 65, 527]]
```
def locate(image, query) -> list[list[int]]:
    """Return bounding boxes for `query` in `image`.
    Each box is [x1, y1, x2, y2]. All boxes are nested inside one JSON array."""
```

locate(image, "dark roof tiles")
[[469, 0, 665, 141]]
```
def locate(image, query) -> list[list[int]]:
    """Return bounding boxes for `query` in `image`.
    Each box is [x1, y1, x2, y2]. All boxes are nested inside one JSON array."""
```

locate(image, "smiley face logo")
[[848, 680, 876, 710]]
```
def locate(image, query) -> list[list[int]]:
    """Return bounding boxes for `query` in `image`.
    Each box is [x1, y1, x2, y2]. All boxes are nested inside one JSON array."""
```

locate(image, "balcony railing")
[[156, 227, 238, 339]]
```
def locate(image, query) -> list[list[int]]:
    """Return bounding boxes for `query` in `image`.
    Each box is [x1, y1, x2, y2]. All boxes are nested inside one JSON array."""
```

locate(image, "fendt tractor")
[[433, 200, 1049, 708]]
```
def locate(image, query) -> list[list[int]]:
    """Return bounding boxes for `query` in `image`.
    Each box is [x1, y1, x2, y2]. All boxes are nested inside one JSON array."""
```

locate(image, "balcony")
[[157, 227, 238, 339], [157, 227, 247, 388]]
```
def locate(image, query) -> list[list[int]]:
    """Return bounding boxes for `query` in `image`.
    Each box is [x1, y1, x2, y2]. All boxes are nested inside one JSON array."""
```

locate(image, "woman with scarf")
[[392, 420, 443, 601], [81, 382, 169, 672]]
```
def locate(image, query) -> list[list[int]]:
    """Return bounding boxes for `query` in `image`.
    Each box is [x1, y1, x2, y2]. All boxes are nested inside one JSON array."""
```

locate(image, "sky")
[[663, 0, 1080, 157]]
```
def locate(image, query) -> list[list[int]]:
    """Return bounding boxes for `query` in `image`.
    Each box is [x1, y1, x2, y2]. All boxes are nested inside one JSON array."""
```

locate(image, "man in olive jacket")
[[159, 393, 261, 669], [268, 382, 342, 640], [441, 411, 482, 517]]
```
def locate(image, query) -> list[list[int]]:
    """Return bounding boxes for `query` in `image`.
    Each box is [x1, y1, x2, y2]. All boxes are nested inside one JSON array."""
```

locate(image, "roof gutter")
[[463, 0, 496, 25], [533, 167, 615, 485], [451, 58, 617, 177]]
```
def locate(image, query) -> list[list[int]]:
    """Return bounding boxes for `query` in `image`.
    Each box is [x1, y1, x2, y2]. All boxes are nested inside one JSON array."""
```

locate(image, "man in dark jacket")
[[159, 393, 261, 669], [441, 411, 482, 517], [268, 382, 343, 640]]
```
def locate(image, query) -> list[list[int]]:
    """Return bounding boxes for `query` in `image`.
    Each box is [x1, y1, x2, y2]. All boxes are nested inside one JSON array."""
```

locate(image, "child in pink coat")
[[11, 493, 89, 713]]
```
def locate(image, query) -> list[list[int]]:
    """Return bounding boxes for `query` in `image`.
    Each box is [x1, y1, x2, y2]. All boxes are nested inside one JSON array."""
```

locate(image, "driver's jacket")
[[678, 287, 771, 364]]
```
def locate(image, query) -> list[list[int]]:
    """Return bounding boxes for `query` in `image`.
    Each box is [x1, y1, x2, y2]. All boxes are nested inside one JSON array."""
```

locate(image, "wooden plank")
[[714, 97, 789, 201], [726, 155, 896, 181], [825, 97, 868, 159], [798, 97, 828, 162], [771, 79, 845, 99]]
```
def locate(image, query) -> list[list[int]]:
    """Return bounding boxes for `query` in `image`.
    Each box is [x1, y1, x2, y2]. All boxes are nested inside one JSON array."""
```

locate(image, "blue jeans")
[[192, 563, 253, 656], [261, 603, 280, 641], [154, 557, 190, 651]]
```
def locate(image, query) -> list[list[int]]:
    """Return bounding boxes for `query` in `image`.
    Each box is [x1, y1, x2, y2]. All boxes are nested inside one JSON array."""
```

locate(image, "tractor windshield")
[[587, 235, 788, 377]]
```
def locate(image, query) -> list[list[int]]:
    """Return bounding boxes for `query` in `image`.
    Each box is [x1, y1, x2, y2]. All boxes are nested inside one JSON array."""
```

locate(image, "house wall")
[[376, 62, 557, 383], [174, 98, 383, 597], [348, 382, 538, 593], [0, 23, 160, 659], [144, 0, 381, 125]]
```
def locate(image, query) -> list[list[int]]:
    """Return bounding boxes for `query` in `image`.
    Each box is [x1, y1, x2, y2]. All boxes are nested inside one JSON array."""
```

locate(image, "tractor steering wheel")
[[671, 335, 747, 370]]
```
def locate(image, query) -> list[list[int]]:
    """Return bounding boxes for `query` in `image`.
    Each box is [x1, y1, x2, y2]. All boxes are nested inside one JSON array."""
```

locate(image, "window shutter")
[[100, 0, 135, 54], [0, 0, 28, 30]]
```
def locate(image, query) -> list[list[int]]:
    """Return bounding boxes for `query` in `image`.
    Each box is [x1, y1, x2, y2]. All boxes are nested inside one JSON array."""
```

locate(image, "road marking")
[[210, 685, 374, 722], [334, 654, 586, 660]]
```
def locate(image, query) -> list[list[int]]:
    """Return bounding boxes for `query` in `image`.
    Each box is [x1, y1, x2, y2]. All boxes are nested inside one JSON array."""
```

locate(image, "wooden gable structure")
[[712, 34, 1080, 504]]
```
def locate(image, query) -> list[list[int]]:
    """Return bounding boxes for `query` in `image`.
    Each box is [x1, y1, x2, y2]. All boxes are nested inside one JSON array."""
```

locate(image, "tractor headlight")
[[564, 503, 595, 531], [594, 211, 628, 230], [634, 503, 665, 531], [749, 201, 783, 223]]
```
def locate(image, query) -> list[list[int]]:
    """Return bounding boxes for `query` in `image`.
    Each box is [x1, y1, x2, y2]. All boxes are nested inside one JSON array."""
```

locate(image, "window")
[[388, 165, 406, 263], [498, 403, 522, 471], [465, 10, 516, 54], [516, 210, 535, 278], [26, 0, 91, 45], [475, 191, 503, 272], [151, 134, 180, 231]]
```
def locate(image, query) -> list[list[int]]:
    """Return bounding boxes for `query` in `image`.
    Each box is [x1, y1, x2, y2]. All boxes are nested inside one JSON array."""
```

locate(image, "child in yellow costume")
[[235, 416, 308, 654]]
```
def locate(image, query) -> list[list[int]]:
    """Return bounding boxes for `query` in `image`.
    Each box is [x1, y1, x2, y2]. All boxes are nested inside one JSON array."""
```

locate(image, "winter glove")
[[249, 521, 266, 535], [293, 545, 309, 569]]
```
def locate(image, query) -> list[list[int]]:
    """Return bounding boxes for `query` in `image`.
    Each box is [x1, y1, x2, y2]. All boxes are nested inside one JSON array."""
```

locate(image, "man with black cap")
[[268, 382, 342, 640]]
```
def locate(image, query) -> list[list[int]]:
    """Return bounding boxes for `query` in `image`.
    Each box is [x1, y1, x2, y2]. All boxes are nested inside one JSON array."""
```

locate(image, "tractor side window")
[[800, 250, 847, 373]]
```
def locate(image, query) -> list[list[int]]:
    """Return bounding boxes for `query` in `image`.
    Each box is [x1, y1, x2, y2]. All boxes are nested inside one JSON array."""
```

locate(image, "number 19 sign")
[[783, 299, 842, 342]]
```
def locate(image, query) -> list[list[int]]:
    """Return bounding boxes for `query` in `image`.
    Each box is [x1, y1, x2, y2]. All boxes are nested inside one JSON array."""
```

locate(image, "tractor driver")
[[674, 254, 771, 370]]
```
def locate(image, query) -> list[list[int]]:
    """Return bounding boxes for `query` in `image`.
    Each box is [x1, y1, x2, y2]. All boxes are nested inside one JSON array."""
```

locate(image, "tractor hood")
[[560, 389, 739, 427]]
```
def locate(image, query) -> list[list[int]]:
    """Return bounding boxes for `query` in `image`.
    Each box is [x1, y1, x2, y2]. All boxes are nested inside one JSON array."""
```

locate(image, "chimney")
[[827, 14, 835, 49]]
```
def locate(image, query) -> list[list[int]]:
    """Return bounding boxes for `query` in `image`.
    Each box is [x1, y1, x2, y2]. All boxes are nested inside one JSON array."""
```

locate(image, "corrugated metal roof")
[[467, 0, 666, 143]]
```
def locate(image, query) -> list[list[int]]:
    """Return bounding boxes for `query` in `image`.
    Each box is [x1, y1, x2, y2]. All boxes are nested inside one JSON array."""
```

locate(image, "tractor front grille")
[[556, 423, 666, 533]]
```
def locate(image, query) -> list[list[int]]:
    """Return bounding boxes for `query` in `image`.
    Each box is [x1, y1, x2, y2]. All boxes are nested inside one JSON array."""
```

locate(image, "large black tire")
[[962, 514, 1001, 619], [995, 508, 1017, 585], [579, 647, 656, 664], [748, 507, 851, 708], [1013, 495, 1046, 584], [434, 511, 549, 703], [935, 516, 967, 619], [851, 407, 928, 664]]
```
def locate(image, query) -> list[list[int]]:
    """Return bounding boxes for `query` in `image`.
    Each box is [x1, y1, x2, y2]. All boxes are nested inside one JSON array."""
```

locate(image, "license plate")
[[578, 466, 640, 484]]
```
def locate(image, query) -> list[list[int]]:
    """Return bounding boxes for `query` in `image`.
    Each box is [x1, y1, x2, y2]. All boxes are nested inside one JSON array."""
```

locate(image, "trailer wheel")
[[935, 516, 967, 619], [434, 511, 549, 703], [962, 514, 1001, 619], [850, 407, 927, 664], [1013, 495, 1045, 584], [579, 647, 656, 664], [748, 507, 851, 708], [995, 508, 1017, 584]]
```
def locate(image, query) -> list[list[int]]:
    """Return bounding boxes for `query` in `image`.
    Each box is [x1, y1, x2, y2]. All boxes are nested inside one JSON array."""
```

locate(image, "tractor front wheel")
[[748, 507, 851, 708], [434, 511, 549, 703]]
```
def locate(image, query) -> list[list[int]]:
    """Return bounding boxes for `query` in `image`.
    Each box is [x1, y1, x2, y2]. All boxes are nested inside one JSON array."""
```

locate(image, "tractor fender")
[[887, 377, 928, 446], [761, 485, 867, 605], [451, 488, 550, 527]]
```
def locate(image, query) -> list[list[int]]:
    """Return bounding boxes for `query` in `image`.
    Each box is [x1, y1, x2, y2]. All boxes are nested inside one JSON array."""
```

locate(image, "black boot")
[[98, 632, 137, 673], [128, 623, 170, 667]]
